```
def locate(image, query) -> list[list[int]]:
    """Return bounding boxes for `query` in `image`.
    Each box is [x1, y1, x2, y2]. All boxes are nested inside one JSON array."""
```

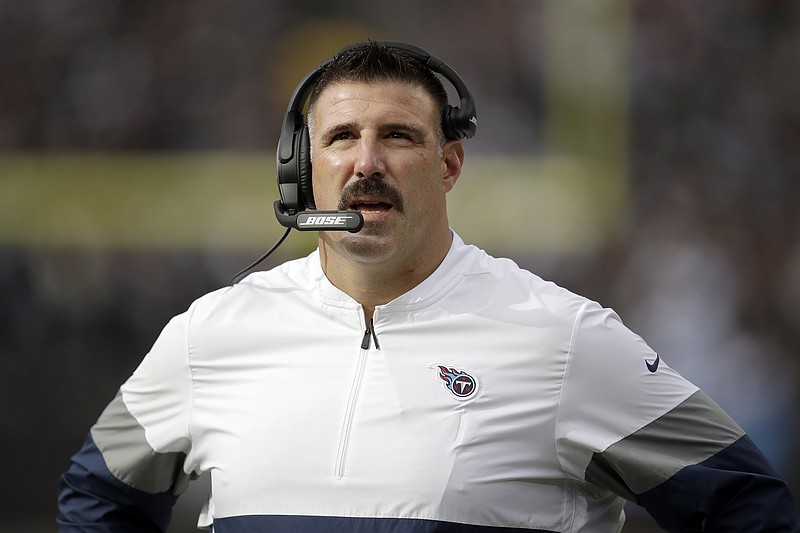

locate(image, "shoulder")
[[186, 252, 319, 324], [453, 238, 592, 324]]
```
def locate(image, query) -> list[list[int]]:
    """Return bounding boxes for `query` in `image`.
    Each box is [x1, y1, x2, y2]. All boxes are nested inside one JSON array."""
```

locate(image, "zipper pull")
[[361, 327, 372, 350], [360, 319, 381, 350]]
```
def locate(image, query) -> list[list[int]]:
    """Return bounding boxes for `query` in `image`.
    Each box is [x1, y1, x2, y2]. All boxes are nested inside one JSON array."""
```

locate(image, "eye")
[[383, 124, 425, 144], [331, 131, 354, 142], [387, 131, 418, 144]]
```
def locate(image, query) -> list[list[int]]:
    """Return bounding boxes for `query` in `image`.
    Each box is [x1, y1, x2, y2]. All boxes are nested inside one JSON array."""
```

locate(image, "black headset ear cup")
[[442, 105, 458, 141], [442, 104, 476, 141], [296, 124, 315, 210]]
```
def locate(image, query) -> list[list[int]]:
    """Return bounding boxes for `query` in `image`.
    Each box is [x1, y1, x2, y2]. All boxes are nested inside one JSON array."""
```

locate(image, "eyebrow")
[[320, 122, 356, 141], [382, 122, 426, 140], [320, 121, 428, 142]]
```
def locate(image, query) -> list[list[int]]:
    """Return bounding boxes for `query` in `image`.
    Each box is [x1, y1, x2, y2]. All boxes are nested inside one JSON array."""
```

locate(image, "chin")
[[338, 232, 398, 263]]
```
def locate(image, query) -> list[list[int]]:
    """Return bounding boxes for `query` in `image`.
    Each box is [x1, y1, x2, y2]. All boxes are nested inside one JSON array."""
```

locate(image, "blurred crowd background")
[[2, 0, 799, 531]]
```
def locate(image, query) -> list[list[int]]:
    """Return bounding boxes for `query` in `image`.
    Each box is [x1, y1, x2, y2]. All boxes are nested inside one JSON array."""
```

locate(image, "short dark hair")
[[307, 41, 449, 130]]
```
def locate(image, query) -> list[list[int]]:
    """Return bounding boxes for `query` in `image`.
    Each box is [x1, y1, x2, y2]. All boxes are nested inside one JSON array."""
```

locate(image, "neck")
[[318, 231, 453, 320]]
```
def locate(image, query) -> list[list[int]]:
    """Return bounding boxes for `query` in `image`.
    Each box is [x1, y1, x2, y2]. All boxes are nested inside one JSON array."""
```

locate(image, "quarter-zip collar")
[[311, 230, 474, 313]]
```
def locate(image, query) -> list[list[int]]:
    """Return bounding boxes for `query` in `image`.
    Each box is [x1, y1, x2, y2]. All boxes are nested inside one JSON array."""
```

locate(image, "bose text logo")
[[298, 216, 350, 227]]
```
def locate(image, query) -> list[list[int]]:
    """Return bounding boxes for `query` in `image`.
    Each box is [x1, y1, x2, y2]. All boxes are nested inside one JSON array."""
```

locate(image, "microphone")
[[228, 202, 364, 284], [273, 201, 364, 233]]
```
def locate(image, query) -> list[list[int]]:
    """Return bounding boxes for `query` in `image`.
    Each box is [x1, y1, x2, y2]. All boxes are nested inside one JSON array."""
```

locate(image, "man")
[[58, 41, 799, 532]]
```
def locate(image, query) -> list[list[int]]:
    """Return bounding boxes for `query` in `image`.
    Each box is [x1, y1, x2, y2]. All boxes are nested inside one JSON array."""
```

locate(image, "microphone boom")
[[273, 201, 364, 232]]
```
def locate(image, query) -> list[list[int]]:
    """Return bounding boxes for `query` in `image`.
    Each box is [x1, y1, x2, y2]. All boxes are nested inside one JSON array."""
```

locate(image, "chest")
[[188, 307, 574, 526]]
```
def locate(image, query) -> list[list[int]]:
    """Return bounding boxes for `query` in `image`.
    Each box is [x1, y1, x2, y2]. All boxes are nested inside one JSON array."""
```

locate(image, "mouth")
[[349, 199, 394, 214], [338, 179, 404, 216]]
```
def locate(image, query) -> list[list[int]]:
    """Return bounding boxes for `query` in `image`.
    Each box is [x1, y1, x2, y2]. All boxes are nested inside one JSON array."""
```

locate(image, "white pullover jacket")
[[58, 232, 800, 532]]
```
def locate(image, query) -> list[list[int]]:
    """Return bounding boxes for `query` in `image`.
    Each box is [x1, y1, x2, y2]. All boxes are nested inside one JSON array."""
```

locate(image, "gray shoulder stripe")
[[585, 390, 745, 498], [91, 389, 191, 495]]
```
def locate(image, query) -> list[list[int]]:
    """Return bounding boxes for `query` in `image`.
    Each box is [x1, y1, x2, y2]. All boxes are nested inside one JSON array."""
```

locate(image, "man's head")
[[303, 42, 471, 298]]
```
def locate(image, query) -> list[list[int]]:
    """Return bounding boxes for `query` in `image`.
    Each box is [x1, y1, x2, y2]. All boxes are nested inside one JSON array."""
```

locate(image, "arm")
[[58, 313, 195, 532], [637, 432, 798, 531], [586, 390, 800, 531], [57, 404, 190, 532], [557, 301, 800, 532]]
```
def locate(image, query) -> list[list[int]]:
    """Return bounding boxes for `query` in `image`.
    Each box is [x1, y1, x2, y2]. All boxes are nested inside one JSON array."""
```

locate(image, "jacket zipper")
[[360, 318, 381, 350], [335, 318, 379, 478]]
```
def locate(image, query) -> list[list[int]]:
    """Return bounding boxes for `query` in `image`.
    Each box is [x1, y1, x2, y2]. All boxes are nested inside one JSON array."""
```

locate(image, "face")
[[309, 81, 464, 268]]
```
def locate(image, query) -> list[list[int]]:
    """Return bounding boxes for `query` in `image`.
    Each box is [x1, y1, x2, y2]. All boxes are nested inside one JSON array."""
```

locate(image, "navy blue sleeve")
[[57, 433, 178, 533], [637, 435, 800, 532]]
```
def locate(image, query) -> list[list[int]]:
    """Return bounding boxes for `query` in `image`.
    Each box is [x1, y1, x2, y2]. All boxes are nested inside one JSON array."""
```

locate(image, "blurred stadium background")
[[2, 0, 798, 531]]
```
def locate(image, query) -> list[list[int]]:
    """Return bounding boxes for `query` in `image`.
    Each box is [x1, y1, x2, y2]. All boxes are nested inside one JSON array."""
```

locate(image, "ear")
[[441, 140, 465, 193]]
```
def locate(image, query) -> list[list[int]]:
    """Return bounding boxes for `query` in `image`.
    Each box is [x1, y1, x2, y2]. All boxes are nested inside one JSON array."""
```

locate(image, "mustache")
[[337, 179, 404, 213]]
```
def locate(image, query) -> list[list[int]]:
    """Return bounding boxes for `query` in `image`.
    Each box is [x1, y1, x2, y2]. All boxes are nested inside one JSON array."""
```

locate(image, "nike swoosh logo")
[[646, 353, 660, 373]]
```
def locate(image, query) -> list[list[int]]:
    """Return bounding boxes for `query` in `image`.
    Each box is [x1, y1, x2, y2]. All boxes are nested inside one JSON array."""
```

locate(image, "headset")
[[273, 41, 477, 229], [231, 41, 477, 284]]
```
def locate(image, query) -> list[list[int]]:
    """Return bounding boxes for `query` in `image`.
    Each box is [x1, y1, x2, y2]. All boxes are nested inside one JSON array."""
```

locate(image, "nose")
[[353, 136, 386, 180]]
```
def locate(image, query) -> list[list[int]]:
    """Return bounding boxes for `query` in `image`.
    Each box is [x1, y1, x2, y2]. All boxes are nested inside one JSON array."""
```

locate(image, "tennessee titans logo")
[[432, 365, 478, 400]]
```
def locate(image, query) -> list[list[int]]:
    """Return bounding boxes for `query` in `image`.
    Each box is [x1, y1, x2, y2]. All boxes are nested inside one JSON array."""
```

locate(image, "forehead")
[[310, 81, 440, 129]]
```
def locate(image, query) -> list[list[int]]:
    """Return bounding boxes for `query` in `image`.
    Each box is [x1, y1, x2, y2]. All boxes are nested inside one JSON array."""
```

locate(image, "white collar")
[[311, 230, 474, 312]]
